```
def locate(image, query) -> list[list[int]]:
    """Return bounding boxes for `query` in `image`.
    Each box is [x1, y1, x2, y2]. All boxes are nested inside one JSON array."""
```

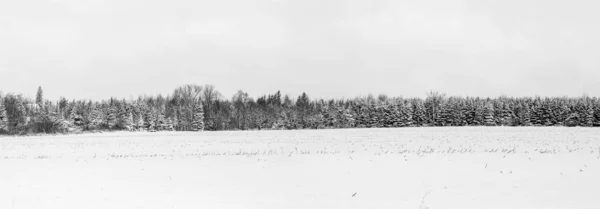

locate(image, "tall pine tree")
[[191, 102, 205, 131], [0, 98, 7, 132], [483, 103, 495, 126]]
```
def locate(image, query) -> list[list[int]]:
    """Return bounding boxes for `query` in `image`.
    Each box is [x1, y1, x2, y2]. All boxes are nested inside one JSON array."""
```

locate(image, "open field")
[[1, 127, 600, 209]]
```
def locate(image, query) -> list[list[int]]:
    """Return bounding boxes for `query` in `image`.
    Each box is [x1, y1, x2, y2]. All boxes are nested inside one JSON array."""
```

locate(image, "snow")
[[1, 127, 600, 209]]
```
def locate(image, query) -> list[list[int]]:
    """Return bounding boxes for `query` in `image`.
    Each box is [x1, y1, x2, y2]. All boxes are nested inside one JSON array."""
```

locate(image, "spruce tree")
[[272, 112, 287, 130], [483, 103, 495, 126], [434, 101, 451, 126], [584, 105, 594, 127], [593, 104, 600, 127], [566, 112, 580, 127], [117, 104, 133, 130], [130, 106, 141, 131], [144, 109, 156, 131], [70, 104, 84, 127], [353, 102, 370, 128], [385, 104, 401, 127], [556, 104, 571, 126], [518, 103, 532, 126], [191, 102, 205, 131], [411, 99, 426, 126], [340, 107, 355, 128], [539, 103, 553, 126], [88, 105, 103, 130], [106, 106, 117, 128], [499, 103, 513, 126], [399, 101, 413, 127], [0, 99, 7, 132], [165, 117, 175, 131], [36, 86, 44, 109], [157, 111, 166, 131]]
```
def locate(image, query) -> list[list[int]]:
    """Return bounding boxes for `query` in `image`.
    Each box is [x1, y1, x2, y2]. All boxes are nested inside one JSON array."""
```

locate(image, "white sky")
[[1, 0, 600, 100]]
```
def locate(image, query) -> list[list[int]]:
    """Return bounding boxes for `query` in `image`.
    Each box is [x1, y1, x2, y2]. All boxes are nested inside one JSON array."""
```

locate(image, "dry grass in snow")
[[1, 127, 600, 209]]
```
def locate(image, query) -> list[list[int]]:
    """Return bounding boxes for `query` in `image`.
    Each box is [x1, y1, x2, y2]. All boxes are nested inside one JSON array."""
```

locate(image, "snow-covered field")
[[1, 127, 599, 209]]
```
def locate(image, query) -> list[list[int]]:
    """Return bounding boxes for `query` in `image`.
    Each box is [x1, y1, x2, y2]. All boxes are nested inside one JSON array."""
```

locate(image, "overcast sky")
[[1, 0, 599, 101]]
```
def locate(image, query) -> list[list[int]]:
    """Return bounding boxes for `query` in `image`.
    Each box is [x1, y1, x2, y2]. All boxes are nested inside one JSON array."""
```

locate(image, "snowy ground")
[[1, 127, 600, 209]]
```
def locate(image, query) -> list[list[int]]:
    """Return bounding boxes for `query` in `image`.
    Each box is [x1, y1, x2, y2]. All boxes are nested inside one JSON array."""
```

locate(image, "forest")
[[1, 84, 600, 135]]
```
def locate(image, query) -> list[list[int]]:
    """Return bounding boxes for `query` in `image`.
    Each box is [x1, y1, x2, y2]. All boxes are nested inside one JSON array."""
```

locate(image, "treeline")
[[1, 85, 600, 135]]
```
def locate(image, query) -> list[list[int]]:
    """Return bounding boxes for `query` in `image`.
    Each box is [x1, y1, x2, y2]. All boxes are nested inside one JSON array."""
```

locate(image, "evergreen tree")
[[144, 109, 156, 131], [36, 86, 44, 108], [584, 105, 594, 127], [105, 106, 117, 129], [483, 103, 495, 126], [117, 104, 133, 130], [272, 111, 288, 130], [556, 104, 571, 126], [321, 104, 337, 128], [411, 99, 426, 126], [498, 103, 514, 126], [156, 111, 167, 131], [395, 101, 412, 127], [565, 112, 580, 127], [165, 117, 175, 131], [296, 92, 310, 127], [87, 104, 103, 130], [352, 102, 370, 128], [472, 103, 485, 126], [437, 102, 453, 126], [336, 106, 355, 128], [517, 103, 532, 126], [191, 102, 205, 131], [539, 102, 553, 126], [382, 104, 399, 127], [593, 104, 600, 127], [0, 98, 7, 132], [130, 105, 141, 131], [529, 100, 542, 126], [70, 104, 84, 127]]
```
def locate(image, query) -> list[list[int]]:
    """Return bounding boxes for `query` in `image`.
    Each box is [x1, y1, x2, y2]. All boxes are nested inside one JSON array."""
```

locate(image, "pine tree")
[[556, 104, 571, 126], [321, 105, 336, 128], [156, 111, 166, 131], [136, 113, 145, 131], [370, 105, 383, 128], [383, 104, 400, 127], [272, 112, 288, 130], [0, 99, 7, 132], [105, 106, 117, 128], [87, 105, 103, 130], [453, 102, 468, 126], [518, 103, 532, 126], [529, 101, 542, 126], [411, 99, 426, 126], [499, 103, 513, 126], [566, 112, 580, 127], [352, 102, 370, 128], [191, 102, 205, 131], [472, 103, 485, 126], [165, 117, 175, 131], [130, 105, 142, 131], [593, 103, 600, 127], [584, 105, 594, 127], [539, 103, 553, 126], [337, 106, 355, 128], [36, 86, 44, 109], [117, 104, 133, 130], [437, 102, 453, 126], [398, 101, 413, 127], [483, 103, 495, 126], [70, 104, 84, 127], [144, 109, 156, 131]]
